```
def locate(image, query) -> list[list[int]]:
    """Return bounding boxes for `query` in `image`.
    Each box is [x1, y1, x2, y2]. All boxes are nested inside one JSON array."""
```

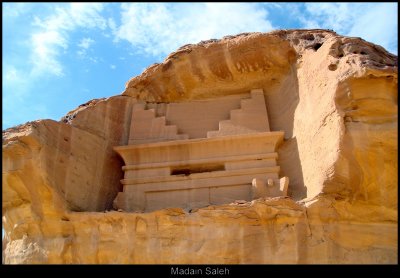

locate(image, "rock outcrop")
[[2, 29, 397, 264]]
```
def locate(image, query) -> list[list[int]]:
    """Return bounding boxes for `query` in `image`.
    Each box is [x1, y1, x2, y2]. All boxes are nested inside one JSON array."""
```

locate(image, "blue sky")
[[2, 2, 398, 130]]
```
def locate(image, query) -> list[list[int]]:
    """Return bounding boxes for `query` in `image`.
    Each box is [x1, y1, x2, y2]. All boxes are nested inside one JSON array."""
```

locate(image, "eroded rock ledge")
[[2, 29, 397, 264]]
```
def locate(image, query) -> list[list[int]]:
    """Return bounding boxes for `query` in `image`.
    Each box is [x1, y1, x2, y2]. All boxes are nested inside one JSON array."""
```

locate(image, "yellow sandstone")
[[2, 29, 397, 264]]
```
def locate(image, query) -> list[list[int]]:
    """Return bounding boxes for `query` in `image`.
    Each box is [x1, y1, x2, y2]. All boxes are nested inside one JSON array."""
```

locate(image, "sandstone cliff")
[[2, 29, 397, 264]]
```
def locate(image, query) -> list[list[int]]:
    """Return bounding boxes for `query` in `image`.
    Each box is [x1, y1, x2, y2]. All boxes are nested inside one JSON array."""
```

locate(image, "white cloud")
[[3, 67, 50, 128], [347, 3, 398, 55], [77, 37, 95, 57], [3, 3, 108, 129], [303, 3, 356, 34], [113, 3, 275, 57], [5, 67, 18, 82], [3, 66, 27, 101], [3, 3, 31, 18], [110, 64, 116, 70], [31, 30, 67, 76], [301, 3, 398, 54], [108, 17, 117, 32], [69, 3, 107, 29], [30, 3, 106, 76], [78, 38, 95, 50]]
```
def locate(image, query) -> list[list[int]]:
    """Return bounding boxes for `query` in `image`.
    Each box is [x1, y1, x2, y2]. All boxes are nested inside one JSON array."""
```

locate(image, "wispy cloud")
[[299, 3, 398, 54], [31, 30, 68, 76], [78, 38, 95, 50], [347, 3, 398, 55], [30, 3, 106, 76], [3, 3, 107, 129], [301, 3, 356, 33], [77, 37, 95, 57], [3, 2, 32, 18], [3, 66, 28, 101], [4, 66, 19, 83], [113, 3, 275, 57], [3, 67, 50, 128], [108, 17, 117, 32], [3, 2, 397, 130]]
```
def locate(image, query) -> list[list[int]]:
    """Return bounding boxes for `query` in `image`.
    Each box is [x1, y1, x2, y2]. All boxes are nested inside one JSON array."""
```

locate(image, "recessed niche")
[[171, 164, 225, 176]]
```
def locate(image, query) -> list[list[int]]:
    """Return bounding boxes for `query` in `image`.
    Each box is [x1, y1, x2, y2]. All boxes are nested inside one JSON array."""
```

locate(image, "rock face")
[[113, 88, 288, 213], [2, 29, 397, 264]]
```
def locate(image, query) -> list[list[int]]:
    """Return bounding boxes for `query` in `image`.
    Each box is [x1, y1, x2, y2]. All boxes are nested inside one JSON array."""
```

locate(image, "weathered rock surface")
[[2, 29, 397, 264]]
